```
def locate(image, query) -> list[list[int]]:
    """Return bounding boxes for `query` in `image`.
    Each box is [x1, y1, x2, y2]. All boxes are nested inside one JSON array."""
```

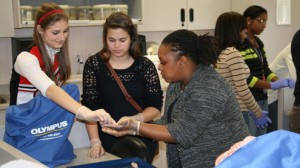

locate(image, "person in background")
[[102, 29, 249, 168], [9, 3, 114, 124], [240, 5, 295, 136], [214, 11, 271, 136], [81, 12, 163, 161], [268, 43, 296, 132], [290, 29, 300, 133]]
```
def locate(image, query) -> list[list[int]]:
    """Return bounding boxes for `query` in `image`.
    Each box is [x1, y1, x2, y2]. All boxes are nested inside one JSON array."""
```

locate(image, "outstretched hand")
[[76, 106, 116, 124], [102, 120, 140, 137]]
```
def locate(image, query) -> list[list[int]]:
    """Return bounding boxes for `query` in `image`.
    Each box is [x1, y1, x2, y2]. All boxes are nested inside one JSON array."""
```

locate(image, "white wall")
[[232, 0, 299, 63], [292, 0, 300, 34], [253, 0, 294, 62]]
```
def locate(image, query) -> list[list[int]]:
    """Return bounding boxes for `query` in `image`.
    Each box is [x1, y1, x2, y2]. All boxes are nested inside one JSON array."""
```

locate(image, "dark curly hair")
[[161, 29, 220, 67]]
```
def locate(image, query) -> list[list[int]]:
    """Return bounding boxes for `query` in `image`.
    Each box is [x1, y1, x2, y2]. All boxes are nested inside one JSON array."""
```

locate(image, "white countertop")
[[0, 140, 120, 168], [0, 140, 46, 167], [57, 147, 120, 167]]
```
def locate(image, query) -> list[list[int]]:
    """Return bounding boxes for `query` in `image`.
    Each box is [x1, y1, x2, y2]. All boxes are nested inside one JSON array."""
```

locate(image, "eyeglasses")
[[254, 18, 267, 24]]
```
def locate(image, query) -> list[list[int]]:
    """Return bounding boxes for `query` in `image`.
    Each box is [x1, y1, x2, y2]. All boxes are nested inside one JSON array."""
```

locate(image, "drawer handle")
[[189, 8, 194, 22]]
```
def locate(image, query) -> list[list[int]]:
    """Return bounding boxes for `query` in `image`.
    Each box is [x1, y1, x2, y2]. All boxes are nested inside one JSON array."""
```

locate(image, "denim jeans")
[[242, 99, 268, 136]]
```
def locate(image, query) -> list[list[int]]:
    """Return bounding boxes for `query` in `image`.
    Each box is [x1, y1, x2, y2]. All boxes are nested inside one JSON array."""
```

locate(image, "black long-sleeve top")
[[240, 36, 276, 101], [291, 29, 300, 106], [81, 53, 163, 151]]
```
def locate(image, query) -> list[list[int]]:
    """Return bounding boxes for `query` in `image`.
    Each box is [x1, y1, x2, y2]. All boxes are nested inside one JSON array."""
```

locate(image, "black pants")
[[267, 100, 278, 132]]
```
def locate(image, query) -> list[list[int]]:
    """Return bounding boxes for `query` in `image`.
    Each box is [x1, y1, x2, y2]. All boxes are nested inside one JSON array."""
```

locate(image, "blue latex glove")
[[249, 111, 272, 129], [270, 78, 295, 90], [288, 79, 296, 88]]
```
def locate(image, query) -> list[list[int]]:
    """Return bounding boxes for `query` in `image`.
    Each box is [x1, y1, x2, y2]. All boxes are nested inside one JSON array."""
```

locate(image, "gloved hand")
[[288, 79, 296, 88], [76, 106, 116, 125], [88, 139, 105, 159], [270, 78, 295, 90], [102, 119, 141, 137], [117, 113, 144, 124], [249, 111, 272, 129]]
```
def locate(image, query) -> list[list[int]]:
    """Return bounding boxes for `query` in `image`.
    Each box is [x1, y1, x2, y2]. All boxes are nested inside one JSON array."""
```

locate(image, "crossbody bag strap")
[[105, 62, 143, 112]]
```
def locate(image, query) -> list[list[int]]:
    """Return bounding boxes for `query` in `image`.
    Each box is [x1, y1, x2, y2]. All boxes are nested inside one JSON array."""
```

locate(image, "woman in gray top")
[[103, 29, 249, 168]]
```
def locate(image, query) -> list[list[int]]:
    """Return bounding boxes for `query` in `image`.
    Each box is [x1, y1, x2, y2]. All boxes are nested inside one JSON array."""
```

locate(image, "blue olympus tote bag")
[[4, 84, 78, 168]]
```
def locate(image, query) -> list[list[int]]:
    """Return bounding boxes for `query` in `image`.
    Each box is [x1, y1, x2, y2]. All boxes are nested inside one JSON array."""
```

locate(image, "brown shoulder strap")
[[105, 62, 143, 112]]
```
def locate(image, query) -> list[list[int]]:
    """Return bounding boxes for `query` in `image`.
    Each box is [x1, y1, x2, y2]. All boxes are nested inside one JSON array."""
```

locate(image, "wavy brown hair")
[[214, 12, 246, 51], [33, 3, 70, 84], [99, 12, 141, 62]]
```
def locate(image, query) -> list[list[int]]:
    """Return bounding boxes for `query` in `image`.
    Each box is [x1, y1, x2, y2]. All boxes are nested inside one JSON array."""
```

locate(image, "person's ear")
[[246, 17, 252, 25], [37, 25, 44, 35], [180, 56, 188, 65]]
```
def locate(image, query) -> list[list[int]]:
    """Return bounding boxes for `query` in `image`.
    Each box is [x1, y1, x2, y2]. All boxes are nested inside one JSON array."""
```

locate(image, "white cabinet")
[[138, 0, 186, 32], [12, 0, 143, 28], [0, 0, 14, 37], [190, 0, 231, 30], [138, 0, 231, 32], [68, 26, 102, 74]]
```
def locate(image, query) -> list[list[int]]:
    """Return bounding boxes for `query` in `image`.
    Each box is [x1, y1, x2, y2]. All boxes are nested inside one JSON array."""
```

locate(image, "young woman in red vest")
[[10, 3, 115, 124]]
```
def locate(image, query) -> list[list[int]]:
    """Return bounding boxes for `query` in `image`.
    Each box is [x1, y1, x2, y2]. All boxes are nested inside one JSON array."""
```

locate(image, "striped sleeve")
[[222, 48, 263, 118]]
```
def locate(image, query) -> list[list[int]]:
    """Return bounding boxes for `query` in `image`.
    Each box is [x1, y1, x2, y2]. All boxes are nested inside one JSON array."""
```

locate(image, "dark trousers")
[[267, 100, 278, 132]]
